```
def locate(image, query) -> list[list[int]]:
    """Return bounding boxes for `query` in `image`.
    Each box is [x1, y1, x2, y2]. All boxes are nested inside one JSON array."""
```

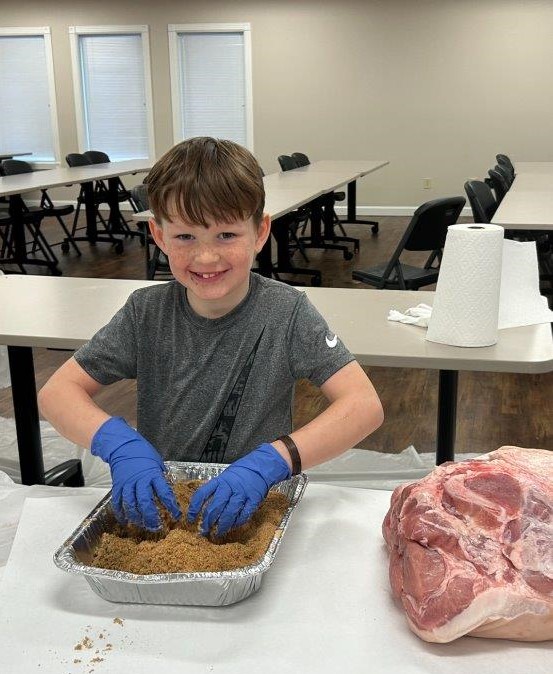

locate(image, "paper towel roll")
[[426, 223, 504, 347]]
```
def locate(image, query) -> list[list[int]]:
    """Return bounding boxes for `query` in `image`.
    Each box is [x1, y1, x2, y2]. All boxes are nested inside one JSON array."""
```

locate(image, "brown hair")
[[145, 137, 265, 228]]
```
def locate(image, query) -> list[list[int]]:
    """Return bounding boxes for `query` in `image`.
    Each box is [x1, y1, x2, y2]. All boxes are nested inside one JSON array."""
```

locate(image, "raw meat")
[[382, 446, 553, 642]]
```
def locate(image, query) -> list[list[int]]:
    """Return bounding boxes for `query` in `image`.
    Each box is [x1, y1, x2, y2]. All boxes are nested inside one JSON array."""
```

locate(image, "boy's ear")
[[149, 218, 168, 254], [255, 213, 271, 253]]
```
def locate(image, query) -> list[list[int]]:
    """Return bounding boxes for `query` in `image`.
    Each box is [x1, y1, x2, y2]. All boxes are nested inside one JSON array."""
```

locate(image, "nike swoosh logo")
[[325, 334, 338, 348]]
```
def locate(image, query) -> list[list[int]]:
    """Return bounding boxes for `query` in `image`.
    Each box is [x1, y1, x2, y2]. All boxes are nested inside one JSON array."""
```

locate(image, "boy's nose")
[[194, 244, 220, 262]]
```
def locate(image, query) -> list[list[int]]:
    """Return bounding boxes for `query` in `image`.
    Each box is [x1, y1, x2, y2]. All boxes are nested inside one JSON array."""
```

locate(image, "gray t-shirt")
[[74, 273, 355, 463]]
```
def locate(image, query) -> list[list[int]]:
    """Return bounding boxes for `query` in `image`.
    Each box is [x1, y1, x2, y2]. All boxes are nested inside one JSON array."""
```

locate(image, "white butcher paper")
[[0, 490, 551, 674]]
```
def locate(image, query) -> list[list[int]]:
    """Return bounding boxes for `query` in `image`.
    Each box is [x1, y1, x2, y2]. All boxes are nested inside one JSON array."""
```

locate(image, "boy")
[[38, 138, 384, 537]]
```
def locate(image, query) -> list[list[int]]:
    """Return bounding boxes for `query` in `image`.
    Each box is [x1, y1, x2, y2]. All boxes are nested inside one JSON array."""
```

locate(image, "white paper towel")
[[426, 223, 504, 347], [499, 239, 553, 328]]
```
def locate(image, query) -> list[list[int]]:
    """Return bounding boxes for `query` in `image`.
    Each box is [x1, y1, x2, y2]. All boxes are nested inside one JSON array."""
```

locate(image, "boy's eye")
[[219, 232, 236, 240], [176, 233, 194, 241]]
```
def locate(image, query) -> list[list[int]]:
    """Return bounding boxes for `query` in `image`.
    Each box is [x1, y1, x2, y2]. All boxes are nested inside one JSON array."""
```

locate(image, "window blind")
[[0, 35, 55, 162], [78, 34, 149, 160], [177, 32, 246, 145]]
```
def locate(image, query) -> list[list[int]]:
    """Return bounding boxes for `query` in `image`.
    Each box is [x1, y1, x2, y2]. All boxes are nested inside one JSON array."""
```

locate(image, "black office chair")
[[0, 211, 27, 273], [496, 154, 515, 176], [65, 152, 123, 251], [494, 163, 514, 187], [487, 168, 510, 204], [277, 154, 357, 259], [464, 180, 498, 223], [352, 197, 466, 290], [1, 159, 81, 257], [130, 183, 171, 280], [83, 150, 141, 240], [291, 151, 352, 239]]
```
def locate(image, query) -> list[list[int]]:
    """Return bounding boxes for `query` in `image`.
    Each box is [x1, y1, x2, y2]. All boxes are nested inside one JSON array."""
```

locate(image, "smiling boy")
[[38, 138, 383, 537]]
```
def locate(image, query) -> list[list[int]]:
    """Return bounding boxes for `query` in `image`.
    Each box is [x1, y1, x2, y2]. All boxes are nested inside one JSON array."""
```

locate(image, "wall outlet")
[[422, 178, 432, 189]]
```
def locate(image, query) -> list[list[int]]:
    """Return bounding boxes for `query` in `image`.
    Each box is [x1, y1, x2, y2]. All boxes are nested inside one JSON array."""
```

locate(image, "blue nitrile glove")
[[91, 416, 182, 531], [187, 443, 291, 538]]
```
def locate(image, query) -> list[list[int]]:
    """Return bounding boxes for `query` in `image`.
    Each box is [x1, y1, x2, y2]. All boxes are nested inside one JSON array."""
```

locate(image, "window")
[[69, 25, 155, 161], [168, 24, 253, 150], [0, 27, 60, 165]]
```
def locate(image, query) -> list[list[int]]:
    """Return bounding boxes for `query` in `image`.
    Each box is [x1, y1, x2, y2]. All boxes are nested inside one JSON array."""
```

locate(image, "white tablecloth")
[[0, 480, 549, 674]]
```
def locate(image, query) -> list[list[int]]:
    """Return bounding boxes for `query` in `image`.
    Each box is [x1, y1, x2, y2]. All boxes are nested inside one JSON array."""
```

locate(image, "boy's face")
[[149, 212, 271, 318]]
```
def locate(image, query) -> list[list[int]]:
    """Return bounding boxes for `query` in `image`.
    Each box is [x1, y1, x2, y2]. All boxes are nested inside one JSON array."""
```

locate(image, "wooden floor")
[[1, 211, 551, 456]]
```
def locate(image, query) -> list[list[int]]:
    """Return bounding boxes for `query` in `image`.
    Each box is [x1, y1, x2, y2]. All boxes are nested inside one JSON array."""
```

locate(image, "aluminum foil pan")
[[53, 461, 308, 606]]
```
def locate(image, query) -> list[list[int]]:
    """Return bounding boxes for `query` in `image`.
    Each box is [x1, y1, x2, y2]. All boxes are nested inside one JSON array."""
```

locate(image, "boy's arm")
[[39, 357, 181, 530], [272, 360, 384, 471], [38, 356, 110, 448]]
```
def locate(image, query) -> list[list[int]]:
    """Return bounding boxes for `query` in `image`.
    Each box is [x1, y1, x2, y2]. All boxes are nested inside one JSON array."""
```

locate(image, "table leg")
[[83, 181, 97, 243], [7, 345, 45, 485], [107, 177, 124, 233], [344, 180, 379, 233], [7, 345, 85, 487], [436, 369, 458, 464], [269, 213, 322, 284]]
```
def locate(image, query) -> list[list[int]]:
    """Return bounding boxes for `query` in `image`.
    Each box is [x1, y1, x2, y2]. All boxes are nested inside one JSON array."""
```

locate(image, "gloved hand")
[[91, 416, 182, 531], [187, 443, 291, 538]]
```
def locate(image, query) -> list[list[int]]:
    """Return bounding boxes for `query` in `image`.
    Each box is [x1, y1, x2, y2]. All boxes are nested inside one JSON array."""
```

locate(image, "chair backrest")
[[83, 150, 110, 164], [402, 197, 466, 252], [496, 154, 515, 174], [464, 180, 497, 223], [291, 152, 310, 167], [66, 153, 92, 168], [1, 159, 33, 176], [278, 154, 298, 171], [494, 163, 514, 186], [487, 168, 510, 203], [130, 183, 149, 212], [379, 196, 465, 282]]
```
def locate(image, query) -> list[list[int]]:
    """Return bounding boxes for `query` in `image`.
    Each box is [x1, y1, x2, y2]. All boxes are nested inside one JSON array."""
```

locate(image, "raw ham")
[[382, 446, 553, 642]]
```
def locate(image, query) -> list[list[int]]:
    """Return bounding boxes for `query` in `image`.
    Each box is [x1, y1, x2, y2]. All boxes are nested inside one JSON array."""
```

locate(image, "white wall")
[[2, 0, 552, 207]]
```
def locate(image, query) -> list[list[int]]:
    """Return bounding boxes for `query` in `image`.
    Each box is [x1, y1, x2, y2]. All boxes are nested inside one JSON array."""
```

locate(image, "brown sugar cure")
[[91, 480, 289, 574]]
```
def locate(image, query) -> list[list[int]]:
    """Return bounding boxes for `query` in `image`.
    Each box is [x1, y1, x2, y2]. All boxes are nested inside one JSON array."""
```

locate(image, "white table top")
[[0, 483, 549, 674], [263, 170, 355, 193], [133, 160, 389, 224], [292, 159, 389, 177], [0, 152, 31, 160], [492, 163, 553, 230], [514, 162, 553, 175], [0, 160, 151, 197], [0, 276, 551, 373]]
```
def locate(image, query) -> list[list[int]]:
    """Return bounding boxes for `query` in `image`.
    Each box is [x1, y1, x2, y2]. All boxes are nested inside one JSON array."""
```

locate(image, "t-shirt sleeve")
[[73, 294, 138, 385], [287, 293, 355, 386]]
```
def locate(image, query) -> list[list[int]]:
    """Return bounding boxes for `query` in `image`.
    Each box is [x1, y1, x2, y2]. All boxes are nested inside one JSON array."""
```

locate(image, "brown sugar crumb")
[[73, 660, 81, 664], [82, 636, 93, 649], [91, 657, 104, 663], [113, 617, 124, 626], [104, 644, 113, 651], [90, 480, 289, 574], [74, 644, 83, 651]]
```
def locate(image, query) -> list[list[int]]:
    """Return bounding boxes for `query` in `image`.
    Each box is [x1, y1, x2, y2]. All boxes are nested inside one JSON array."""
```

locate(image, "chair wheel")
[[114, 241, 124, 254], [61, 242, 70, 253], [343, 250, 354, 261], [311, 275, 322, 287], [371, 224, 379, 234]]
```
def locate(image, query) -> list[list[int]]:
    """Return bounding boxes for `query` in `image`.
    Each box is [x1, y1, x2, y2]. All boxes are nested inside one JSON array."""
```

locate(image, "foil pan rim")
[[53, 461, 308, 583]]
